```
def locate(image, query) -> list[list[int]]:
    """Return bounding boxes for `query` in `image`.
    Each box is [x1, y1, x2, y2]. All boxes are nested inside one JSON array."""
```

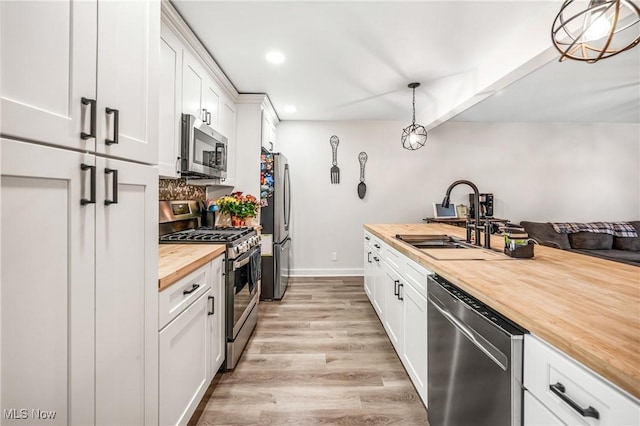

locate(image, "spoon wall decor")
[[357, 152, 368, 199]]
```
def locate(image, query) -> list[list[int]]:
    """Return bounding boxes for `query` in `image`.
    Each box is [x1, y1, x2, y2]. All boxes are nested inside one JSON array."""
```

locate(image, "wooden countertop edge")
[[158, 245, 226, 291], [364, 223, 640, 401]]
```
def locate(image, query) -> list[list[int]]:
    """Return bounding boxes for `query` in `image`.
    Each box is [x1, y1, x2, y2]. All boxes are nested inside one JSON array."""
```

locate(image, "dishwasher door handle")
[[428, 295, 508, 371]]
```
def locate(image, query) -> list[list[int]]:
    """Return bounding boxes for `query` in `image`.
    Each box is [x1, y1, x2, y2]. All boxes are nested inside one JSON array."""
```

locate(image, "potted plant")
[[216, 192, 260, 227]]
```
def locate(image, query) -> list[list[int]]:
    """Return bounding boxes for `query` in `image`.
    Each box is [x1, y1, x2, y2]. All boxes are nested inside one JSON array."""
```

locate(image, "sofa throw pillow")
[[569, 232, 613, 250], [520, 221, 571, 250], [614, 221, 640, 251]]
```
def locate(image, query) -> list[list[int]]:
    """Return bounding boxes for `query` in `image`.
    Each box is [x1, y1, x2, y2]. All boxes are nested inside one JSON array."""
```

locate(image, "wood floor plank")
[[192, 277, 429, 425]]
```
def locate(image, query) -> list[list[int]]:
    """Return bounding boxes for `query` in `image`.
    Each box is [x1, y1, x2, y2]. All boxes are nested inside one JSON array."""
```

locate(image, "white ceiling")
[[172, 0, 640, 124]]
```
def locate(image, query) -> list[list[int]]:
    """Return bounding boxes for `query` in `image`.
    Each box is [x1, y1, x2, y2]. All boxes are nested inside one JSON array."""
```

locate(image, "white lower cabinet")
[[159, 255, 225, 426], [1, 138, 158, 425], [362, 230, 431, 407], [159, 292, 210, 426], [525, 390, 565, 425], [402, 282, 429, 406], [208, 256, 226, 380], [524, 334, 640, 426], [382, 262, 404, 352]]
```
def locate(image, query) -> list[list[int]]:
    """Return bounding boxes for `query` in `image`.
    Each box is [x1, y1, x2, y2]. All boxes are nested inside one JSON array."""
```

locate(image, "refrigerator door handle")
[[284, 164, 291, 228]]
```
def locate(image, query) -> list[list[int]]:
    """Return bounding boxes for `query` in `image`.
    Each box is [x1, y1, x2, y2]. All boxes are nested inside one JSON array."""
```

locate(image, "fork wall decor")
[[329, 135, 341, 184]]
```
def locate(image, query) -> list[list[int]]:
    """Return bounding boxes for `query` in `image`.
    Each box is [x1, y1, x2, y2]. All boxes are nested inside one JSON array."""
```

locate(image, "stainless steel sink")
[[395, 234, 476, 249]]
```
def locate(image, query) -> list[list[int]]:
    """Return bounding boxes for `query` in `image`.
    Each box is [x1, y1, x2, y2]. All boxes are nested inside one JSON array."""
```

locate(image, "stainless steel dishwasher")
[[427, 275, 526, 426]]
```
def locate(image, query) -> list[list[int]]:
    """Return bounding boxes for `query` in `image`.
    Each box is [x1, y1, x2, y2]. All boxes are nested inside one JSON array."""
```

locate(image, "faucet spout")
[[441, 180, 483, 247]]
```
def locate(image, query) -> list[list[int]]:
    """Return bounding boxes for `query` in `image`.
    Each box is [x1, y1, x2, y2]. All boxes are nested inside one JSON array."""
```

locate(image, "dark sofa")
[[520, 221, 640, 266]]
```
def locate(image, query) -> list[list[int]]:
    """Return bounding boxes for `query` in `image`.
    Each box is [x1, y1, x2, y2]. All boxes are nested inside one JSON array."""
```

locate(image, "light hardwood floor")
[[192, 277, 429, 425]]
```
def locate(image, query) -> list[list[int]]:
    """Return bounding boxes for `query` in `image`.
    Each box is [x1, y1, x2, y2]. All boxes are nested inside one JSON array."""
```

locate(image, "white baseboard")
[[290, 268, 364, 277]]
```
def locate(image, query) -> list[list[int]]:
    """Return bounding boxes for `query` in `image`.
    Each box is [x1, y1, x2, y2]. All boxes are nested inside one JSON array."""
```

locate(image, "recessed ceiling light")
[[266, 51, 285, 64], [283, 105, 296, 113]]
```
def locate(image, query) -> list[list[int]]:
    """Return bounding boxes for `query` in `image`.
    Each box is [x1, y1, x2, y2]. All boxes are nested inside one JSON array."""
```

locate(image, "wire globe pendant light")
[[551, 0, 640, 63], [401, 82, 427, 150]]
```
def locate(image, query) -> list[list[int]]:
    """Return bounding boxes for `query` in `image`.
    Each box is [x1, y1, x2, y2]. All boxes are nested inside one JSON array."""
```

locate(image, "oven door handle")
[[233, 246, 259, 270]]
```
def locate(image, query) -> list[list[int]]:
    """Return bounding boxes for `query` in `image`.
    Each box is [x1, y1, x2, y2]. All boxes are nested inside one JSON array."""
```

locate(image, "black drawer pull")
[[81, 97, 96, 140], [374, 244, 380, 249], [398, 283, 404, 300], [183, 284, 200, 295], [105, 107, 119, 145], [373, 256, 379, 262], [367, 252, 372, 263], [365, 236, 370, 241], [80, 164, 96, 205], [208, 295, 215, 315], [104, 168, 118, 205], [549, 383, 599, 420]]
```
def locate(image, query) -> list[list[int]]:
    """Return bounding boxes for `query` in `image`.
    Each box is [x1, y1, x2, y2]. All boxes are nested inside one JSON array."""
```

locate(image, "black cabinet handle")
[[81, 97, 96, 140], [104, 168, 118, 205], [367, 252, 372, 263], [373, 256, 379, 262], [549, 383, 599, 419], [374, 244, 380, 249], [80, 164, 96, 205], [394, 280, 399, 296], [183, 284, 200, 295], [398, 283, 404, 300], [208, 295, 215, 315], [105, 107, 119, 145]]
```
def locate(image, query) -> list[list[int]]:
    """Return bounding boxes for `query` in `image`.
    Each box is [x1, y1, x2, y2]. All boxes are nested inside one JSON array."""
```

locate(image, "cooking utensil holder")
[[504, 241, 534, 258]]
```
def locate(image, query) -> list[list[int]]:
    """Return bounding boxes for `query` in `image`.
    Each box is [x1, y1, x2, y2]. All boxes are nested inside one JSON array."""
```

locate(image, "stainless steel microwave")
[[180, 114, 227, 179]]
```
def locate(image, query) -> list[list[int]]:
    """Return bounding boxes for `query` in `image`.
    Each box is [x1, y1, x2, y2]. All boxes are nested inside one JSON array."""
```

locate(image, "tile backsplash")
[[159, 179, 206, 201]]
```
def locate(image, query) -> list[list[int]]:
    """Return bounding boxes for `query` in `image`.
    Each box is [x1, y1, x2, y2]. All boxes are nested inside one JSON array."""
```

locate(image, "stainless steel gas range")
[[159, 200, 261, 369]]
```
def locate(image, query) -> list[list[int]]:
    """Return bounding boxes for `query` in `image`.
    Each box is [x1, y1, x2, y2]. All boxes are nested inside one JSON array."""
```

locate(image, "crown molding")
[[161, 0, 238, 101]]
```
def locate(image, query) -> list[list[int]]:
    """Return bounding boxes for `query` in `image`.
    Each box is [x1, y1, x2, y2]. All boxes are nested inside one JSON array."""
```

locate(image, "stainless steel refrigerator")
[[260, 151, 291, 300]]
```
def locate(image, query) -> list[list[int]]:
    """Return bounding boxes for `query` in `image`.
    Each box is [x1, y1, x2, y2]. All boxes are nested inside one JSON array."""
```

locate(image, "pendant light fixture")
[[401, 82, 427, 151], [551, 0, 640, 63]]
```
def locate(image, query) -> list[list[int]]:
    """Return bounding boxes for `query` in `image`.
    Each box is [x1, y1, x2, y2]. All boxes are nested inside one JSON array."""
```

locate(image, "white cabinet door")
[[0, 0, 97, 152], [182, 51, 205, 120], [403, 282, 428, 406], [220, 99, 237, 186], [371, 253, 385, 318], [363, 243, 374, 300], [524, 391, 566, 426], [382, 263, 404, 352], [95, 158, 158, 426], [159, 24, 183, 178], [1, 139, 95, 425], [159, 293, 210, 426], [208, 256, 226, 380], [203, 79, 221, 129], [96, 0, 159, 164]]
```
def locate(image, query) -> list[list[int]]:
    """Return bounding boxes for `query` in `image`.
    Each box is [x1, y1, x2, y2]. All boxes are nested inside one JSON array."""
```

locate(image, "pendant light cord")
[[412, 87, 416, 126]]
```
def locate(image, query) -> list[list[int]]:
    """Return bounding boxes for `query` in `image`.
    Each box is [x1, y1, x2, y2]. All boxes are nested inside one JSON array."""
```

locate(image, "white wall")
[[277, 120, 640, 277]]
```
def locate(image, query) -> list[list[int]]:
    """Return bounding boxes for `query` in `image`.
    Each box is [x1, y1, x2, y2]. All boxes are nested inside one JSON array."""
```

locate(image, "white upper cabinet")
[[220, 98, 237, 186], [0, 0, 97, 152], [96, 0, 159, 164], [181, 50, 205, 121], [0, 0, 159, 165], [159, 24, 183, 178]]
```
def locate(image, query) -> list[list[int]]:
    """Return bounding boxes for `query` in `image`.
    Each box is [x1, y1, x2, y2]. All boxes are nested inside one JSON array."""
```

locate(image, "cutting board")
[[420, 248, 510, 261]]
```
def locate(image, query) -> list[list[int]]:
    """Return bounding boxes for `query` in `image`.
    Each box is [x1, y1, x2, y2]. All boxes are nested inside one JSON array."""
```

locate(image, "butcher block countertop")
[[158, 244, 226, 291], [365, 223, 640, 400]]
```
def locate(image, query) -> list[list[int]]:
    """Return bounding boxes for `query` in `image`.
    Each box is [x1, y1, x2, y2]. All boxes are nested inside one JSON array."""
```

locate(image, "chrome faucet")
[[441, 179, 490, 248]]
